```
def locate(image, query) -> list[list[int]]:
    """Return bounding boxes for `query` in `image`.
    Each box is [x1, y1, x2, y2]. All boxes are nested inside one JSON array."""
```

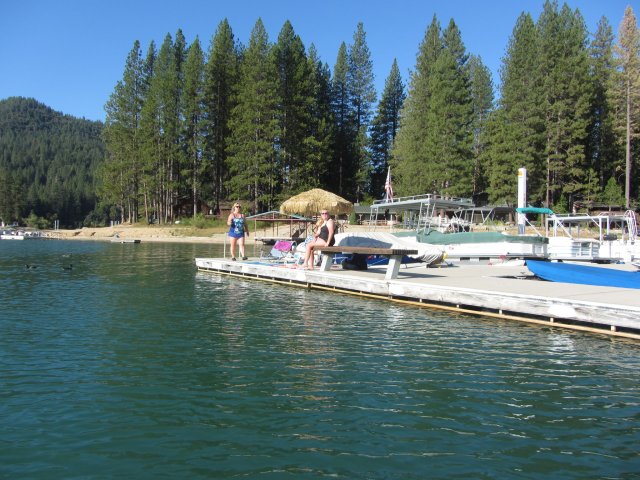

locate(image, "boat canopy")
[[516, 207, 554, 215]]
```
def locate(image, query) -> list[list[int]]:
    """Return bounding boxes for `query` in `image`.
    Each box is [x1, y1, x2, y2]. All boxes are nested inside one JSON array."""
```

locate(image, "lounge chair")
[[261, 240, 297, 263]]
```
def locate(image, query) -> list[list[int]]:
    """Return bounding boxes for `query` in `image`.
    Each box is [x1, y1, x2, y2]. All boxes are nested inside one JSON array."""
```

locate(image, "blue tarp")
[[526, 260, 640, 289], [516, 207, 555, 215]]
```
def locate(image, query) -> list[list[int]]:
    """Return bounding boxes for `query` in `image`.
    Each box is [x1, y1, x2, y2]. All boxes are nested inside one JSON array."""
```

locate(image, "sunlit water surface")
[[1, 240, 639, 479]]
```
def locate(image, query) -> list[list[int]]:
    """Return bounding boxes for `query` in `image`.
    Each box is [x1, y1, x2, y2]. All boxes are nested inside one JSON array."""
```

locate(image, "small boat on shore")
[[526, 260, 640, 289], [1, 230, 25, 240], [111, 237, 141, 244], [1, 229, 43, 240]]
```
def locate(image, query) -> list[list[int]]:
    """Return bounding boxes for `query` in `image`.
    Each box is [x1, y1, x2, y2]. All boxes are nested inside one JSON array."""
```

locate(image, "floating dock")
[[195, 258, 640, 340]]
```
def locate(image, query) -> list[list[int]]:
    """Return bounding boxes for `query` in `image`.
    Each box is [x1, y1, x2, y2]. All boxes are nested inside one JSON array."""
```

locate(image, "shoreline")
[[44, 226, 228, 244], [43, 223, 376, 245]]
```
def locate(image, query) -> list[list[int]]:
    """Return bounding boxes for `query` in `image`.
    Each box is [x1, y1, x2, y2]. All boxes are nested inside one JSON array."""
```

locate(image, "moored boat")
[[333, 232, 445, 265], [396, 230, 548, 263], [1, 231, 24, 240], [526, 260, 640, 289]]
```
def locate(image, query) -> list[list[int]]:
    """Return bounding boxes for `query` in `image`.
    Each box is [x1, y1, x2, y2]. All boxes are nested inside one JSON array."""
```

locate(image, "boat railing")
[[626, 210, 638, 241], [371, 193, 473, 206], [546, 212, 637, 242]]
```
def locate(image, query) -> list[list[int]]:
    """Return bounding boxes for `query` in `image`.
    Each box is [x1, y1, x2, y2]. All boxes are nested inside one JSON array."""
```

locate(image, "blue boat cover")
[[526, 260, 640, 289]]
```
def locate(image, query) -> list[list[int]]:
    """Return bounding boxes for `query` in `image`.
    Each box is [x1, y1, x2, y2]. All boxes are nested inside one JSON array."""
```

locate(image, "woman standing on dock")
[[302, 210, 335, 269], [227, 203, 249, 260]]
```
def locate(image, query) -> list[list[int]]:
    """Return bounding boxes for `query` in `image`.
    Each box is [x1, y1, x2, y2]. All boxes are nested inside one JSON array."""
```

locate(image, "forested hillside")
[[0, 97, 104, 227]]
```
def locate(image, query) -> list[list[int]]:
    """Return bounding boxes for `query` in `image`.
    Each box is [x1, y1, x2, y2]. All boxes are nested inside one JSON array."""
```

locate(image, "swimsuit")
[[318, 223, 335, 246], [228, 216, 245, 238]]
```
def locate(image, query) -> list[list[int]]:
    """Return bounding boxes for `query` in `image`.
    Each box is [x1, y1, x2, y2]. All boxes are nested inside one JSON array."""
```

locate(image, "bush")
[[178, 214, 226, 229], [83, 210, 108, 228], [23, 212, 50, 229]]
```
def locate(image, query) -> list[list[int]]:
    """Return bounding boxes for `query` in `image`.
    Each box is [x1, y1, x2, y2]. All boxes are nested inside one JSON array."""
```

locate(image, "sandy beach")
[[44, 223, 373, 244], [45, 225, 229, 244]]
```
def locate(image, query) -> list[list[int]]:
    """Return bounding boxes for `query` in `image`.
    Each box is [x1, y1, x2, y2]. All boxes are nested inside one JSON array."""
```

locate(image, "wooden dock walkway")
[[195, 257, 640, 341]]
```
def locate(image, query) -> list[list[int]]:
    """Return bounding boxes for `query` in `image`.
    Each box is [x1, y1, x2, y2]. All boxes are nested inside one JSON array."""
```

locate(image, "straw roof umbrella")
[[279, 188, 354, 217]]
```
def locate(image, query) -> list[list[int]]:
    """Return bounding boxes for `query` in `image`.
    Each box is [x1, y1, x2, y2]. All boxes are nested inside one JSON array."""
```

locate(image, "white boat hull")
[[1, 234, 25, 240]]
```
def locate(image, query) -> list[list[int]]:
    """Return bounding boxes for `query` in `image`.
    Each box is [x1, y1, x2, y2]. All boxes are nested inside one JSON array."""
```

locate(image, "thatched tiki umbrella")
[[280, 188, 354, 217]]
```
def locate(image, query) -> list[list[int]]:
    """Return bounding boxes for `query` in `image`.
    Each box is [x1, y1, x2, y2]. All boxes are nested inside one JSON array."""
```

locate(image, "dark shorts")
[[228, 231, 245, 239]]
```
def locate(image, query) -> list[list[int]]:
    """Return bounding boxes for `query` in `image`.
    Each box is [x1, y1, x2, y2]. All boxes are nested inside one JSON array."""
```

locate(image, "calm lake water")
[[1, 239, 639, 479]]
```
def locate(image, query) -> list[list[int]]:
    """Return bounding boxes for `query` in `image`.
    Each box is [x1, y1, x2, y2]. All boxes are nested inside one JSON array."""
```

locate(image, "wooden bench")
[[316, 246, 418, 280]]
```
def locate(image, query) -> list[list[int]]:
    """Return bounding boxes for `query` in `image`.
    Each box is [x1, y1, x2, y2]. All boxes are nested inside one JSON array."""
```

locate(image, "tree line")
[[392, 2, 638, 212], [102, 18, 381, 223], [101, 2, 640, 225]]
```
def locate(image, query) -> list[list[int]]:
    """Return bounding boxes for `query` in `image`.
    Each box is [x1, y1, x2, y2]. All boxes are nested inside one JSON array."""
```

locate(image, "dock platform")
[[195, 257, 640, 340]]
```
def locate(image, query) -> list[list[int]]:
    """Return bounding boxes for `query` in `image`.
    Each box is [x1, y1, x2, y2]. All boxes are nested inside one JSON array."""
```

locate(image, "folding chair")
[[261, 240, 297, 263]]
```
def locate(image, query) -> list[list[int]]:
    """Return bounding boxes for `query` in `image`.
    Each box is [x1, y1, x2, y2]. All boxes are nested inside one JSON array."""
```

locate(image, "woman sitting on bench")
[[302, 210, 335, 270]]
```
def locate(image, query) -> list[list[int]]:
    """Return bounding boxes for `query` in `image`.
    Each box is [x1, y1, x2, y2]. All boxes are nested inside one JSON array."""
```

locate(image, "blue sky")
[[1, 0, 634, 122]]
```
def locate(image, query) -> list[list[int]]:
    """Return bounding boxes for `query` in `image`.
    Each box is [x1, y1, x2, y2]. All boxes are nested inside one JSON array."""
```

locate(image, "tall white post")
[[517, 168, 527, 235]]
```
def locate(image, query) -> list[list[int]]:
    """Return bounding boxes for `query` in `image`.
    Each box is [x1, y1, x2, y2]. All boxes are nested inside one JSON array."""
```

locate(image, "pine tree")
[[347, 23, 376, 201], [171, 29, 188, 219], [137, 40, 157, 223], [329, 42, 353, 195], [392, 16, 443, 196], [537, 1, 593, 210], [424, 41, 473, 196], [272, 20, 314, 198], [202, 19, 239, 212], [393, 18, 473, 197], [305, 45, 334, 188], [182, 36, 205, 218], [370, 59, 405, 197], [588, 17, 619, 192], [467, 55, 493, 195], [145, 33, 178, 223], [226, 19, 279, 212], [483, 12, 544, 206], [348, 23, 376, 131], [612, 5, 640, 208], [102, 40, 145, 223]]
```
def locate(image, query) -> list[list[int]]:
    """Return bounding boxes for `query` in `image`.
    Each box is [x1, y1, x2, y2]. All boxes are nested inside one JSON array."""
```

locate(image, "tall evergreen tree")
[[102, 40, 145, 223], [347, 22, 376, 201], [467, 55, 494, 195], [182, 36, 205, 218], [147, 33, 179, 223], [392, 16, 443, 196], [589, 17, 619, 192], [137, 40, 158, 222], [202, 19, 239, 212], [393, 17, 473, 197], [483, 13, 544, 206], [425, 39, 473, 196], [272, 20, 315, 198], [306, 45, 334, 188], [370, 59, 405, 197], [171, 29, 188, 219], [612, 5, 640, 208], [329, 42, 353, 195], [348, 23, 376, 130], [537, 1, 593, 210], [226, 19, 279, 212]]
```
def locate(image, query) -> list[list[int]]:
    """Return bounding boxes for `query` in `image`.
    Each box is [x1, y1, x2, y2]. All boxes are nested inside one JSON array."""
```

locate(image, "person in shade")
[[302, 210, 335, 270], [227, 203, 250, 260]]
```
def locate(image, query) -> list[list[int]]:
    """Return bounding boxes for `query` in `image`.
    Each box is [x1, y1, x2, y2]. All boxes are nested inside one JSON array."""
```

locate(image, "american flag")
[[384, 167, 393, 202]]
